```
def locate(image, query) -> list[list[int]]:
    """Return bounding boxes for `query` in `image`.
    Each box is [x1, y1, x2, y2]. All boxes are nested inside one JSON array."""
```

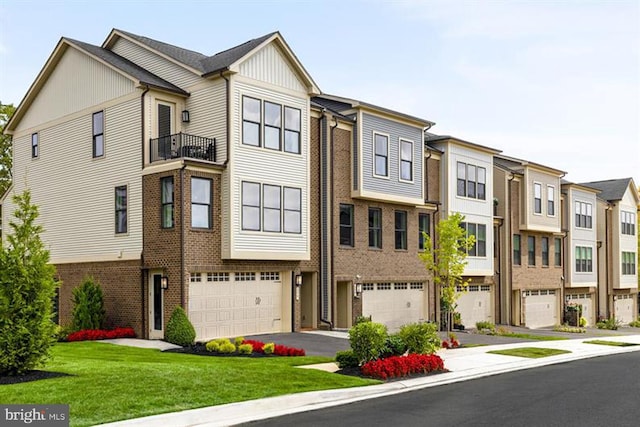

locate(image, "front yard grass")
[[0, 342, 378, 427], [584, 340, 639, 347], [487, 347, 571, 358], [496, 332, 568, 341]]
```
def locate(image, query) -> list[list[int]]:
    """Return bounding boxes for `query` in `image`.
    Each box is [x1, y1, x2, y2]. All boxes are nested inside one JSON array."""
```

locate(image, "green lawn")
[[487, 347, 571, 358], [584, 340, 639, 347], [497, 332, 568, 341], [0, 342, 377, 426]]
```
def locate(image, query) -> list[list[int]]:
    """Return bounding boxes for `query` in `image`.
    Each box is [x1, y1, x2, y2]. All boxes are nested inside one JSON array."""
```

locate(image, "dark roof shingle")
[[578, 178, 633, 202]]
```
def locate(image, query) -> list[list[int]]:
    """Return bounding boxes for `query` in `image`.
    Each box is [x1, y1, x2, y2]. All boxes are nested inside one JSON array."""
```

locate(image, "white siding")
[[7, 98, 143, 262], [17, 46, 135, 132], [568, 187, 598, 286], [617, 188, 638, 288], [238, 43, 306, 93], [110, 37, 201, 89], [183, 80, 227, 163]]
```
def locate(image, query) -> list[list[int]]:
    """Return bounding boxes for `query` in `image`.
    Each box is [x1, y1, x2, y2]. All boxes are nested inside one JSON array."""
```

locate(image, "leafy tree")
[[419, 212, 474, 330], [71, 277, 106, 331], [0, 189, 57, 375], [0, 102, 16, 199]]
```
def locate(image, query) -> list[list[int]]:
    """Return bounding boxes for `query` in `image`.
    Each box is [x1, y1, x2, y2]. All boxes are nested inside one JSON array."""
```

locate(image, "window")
[[191, 177, 211, 228], [242, 182, 260, 231], [528, 236, 535, 266], [264, 102, 281, 150], [283, 187, 301, 233], [461, 222, 487, 257], [395, 210, 407, 250], [115, 185, 127, 234], [621, 211, 636, 235], [457, 162, 466, 197], [373, 133, 388, 177], [93, 111, 104, 158], [263, 184, 281, 232], [575, 246, 593, 273], [242, 96, 261, 147], [554, 237, 562, 266], [513, 234, 521, 265], [418, 213, 430, 250], [368, 208, 382, 248], [284, 107, 301, 154], [477, 167, 486, 200], [534, 183, 542, 214], [31, 133, 38, 158], [622, 252, 636, 275], [399, 139, 413, 181], [467, 164, 477, 198], [542, 237, 549, 266], [456, 161, 486, 200], [547, 185, 555, 216], [575, 201, 593, 229], [339, 204, 354, 247], [161, 177, 174, 228]]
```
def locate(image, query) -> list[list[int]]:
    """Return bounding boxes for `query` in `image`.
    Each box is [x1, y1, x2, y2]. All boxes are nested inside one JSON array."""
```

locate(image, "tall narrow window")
[[264, 101, 281, 150], [477, 167, 486, 200], [621, 252, 636, 275], [242, 96, 261, 147], [157, 104, 172, 158], [115, 186, 127, 234], [528, 236, 536, 266], [263, 184, 281, 232], [161, 176, 174, 228], [547, 186, 555, 216], [31, 133, 38, 158], [467, 165, 477, 198], [476, 224, 487, 257], [576, 246, 594, 273], [339, 204, 354, 247], [554, 237, 562, 266], [534, 183, 542, 214], [374, 133, 388, 177], [457, 162, 466, 196], [368, 208, 382, 248], [395, 210, 407, 250], [191, 177, 211, 228], [586, 204, 592, 228], [283, 187, 301, 233], [542, 237, 549, 266], [284, 107, 301, 154], [242, 181, 260, 231], [418, 213, 430, 250], [513, 234, 521, 265], [399, 139, 413, 181], [93, 111, 104, 157], [621, 211, 636, 236]]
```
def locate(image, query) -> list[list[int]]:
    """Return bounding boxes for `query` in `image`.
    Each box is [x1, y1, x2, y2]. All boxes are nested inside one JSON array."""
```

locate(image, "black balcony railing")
[[150, 133, 216, 163]]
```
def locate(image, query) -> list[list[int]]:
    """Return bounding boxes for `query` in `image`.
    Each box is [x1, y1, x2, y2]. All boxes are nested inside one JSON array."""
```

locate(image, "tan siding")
[[523, 169, 561, 232], [238, 43, 306, 93], [17, 47, 135, 132], [110, 37, 201, 89], [183, 80, 227, 163]]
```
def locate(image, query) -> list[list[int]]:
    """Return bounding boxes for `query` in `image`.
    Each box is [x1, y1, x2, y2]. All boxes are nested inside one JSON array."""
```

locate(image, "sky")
[[1, 0, 638, 186]]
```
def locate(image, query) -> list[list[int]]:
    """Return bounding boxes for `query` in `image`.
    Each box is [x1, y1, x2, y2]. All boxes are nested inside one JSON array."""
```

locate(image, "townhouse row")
[[1, 29, 637, 340]]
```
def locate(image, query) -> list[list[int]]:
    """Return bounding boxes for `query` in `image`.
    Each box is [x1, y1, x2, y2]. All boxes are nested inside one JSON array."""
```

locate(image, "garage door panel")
[[614, 297, 633, 324], [362, 283, 426, 332], [457, 289, 492, 328], [524, 292, 558, 328]]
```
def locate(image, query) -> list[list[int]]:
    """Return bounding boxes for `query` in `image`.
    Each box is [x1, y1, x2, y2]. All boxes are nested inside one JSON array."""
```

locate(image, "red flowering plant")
[[361, 354, 445, 380], [66, 327, 136, 342], [441, 332, 460, 349], [241, 339, 305, 356]]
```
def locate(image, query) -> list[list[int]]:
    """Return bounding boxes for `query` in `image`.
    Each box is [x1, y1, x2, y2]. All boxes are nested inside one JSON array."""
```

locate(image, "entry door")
[[149, 272, 164, 339], [157, 102, 174, 158]]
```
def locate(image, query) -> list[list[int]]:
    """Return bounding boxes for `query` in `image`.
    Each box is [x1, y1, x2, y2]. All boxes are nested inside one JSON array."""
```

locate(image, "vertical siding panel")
[[238, 44, 306, 92]]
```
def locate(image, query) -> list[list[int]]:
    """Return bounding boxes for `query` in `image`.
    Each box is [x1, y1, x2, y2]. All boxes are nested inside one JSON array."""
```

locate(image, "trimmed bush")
[[475, 321, 496, 333], [219, 342, 236, 354], [234, 336, 245, 347], [205, 340, 220, 352], [383, 333, 407, 357], [238, 343, 253, 355], [164, 306, 196, 346], [335, 350, 359, 368], [629, 319, 640, 328], [71, 277, 106, 332], [399, 322, 440, 355], [263, 342, 275, 355], [349, 321, 388, 363]]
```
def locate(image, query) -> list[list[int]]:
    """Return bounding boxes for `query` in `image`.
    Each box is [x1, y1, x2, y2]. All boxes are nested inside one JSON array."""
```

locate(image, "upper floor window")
[[547, 185, 555, 216], [575, 246, 593, 273], [528, 235, 535, 266], [161, 176, 174, 228], [264, 102, 281, 150], [242, 96, 302, 154], [284, 107, 301, 154], [621, 211, 636, 235], [242, 96, 261, 147], [554, 237, 562, 266], [340, 204, 354, 247], [418, 213, 430, 250], [93, 111, 104, 158], [395, 210, 407, 250], [263, 184, 281, 232], [461, 222, 487, 257], [622, 251, 636, 275], [373, 133, 388, 177], [191, 177, 212, 229], [241, 181, 300, 233], [115, 185, 127, 234], [31, 133, 38, 158], [399, 139, 413, 182], [541, 237, 549, 266], [575, 201, 593, 229], [368, 208, 382, 248], [534, 183, 542, 214], [457, 162, 486, 200], [513, 234, 521, 265], [283, 187, 301, 233], [242, 181, 261, 231]]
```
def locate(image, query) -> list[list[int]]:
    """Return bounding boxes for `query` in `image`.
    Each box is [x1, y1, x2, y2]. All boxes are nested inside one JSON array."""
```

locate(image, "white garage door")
[[456, 285, 492, 328], [362, 282, 426, 332], [566, 293, 594, 326], [188, 271, 283, 341], [523, 290, 558, 328], [614, 295, 634, 324]]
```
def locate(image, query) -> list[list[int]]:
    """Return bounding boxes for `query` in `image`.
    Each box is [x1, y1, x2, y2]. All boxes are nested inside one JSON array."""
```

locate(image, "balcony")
[[150, 133, 216, 163]]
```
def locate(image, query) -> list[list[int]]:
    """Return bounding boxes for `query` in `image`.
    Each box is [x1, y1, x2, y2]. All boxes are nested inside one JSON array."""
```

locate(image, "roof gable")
[[580, 178, 638, 204]]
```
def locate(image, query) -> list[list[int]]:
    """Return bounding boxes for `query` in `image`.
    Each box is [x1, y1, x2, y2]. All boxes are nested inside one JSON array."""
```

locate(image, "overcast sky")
[[1, 0, 638, 186]]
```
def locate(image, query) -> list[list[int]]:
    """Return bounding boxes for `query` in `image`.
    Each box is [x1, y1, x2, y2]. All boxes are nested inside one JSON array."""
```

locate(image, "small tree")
[[71, 277, 106, 331], [165, 306, 196, 346], [0, 190, 57, 375], [419, 212, 474, 330]]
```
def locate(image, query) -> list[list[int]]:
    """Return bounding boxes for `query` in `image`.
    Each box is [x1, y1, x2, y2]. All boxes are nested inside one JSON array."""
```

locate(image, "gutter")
[[180, 163, 187, 309], [319, 111, 333, 329], [219, 71, 230, 166], [329, 115, 338, 328], [140, 85, 149, 337]]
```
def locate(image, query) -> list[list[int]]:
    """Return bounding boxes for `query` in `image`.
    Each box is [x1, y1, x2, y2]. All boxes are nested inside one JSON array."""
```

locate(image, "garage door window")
[[235, 272, 256, 281]]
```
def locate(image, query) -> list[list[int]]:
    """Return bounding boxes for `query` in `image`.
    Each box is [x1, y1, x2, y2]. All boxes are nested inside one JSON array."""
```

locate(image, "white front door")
[[149, 271, 164, 339]]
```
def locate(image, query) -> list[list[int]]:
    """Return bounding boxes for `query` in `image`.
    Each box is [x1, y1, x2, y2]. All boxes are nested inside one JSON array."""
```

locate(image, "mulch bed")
[[0, 370, 71, 385], [164, 343, 275, 357], [335, 366, 449, 382]]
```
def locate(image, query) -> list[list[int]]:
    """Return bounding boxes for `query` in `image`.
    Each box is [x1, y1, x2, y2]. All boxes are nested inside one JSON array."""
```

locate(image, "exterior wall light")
[[295, 274, 303, 287], [182, 110, 190, 123], [160, 276, 169, 290]]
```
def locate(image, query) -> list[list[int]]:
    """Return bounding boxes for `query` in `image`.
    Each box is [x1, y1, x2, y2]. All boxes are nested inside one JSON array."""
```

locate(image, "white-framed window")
[[260, 272, 281, 281], [93, 110, 104, 158], [207, 272, 229, 282], [621, 211, 636, 235], [575, 246, 593, 273], [399, 138, 413, 182], [191, 177, 212, 229], [241, 182, 301, 234], [264, 101, 281, 150], [242, 96, 302, 154], [622, 252, 636, 275], [373, 132, 389, 177], [575, 201, 593, 229], [284, 106, 301, 154], [115, 185, 127, 234], [242, 181, 261, 231], [263, 184, 281, 232], [461, 222, 487, 257], [456, 161, 486, 200], [235, 272, 256, 281], [283, 187, 301, 234], [189, 273, 202, 283], [547, 185, 555, 216], [242, 96, 261, 147], [534, 182, 542, 214], [31, 132, 39, 158]]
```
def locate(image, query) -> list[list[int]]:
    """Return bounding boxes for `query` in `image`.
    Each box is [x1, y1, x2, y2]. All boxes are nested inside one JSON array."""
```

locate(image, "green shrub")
[[399, 322, 440, 355], [212, 337, 231, 346], [234, 336, 245, 347], [596, 317, 620, 330], [164, 306, 196, 346], [579, 317, 588, 327], [71, 277, 106, 331], [354, 315, 372, 325], [263, 342, 275, 354], [553, 324, 586, 333], [205, 341, 219, 352], [54, 325, 73, 342], [383, 333, 407, 357], [349, 321, 388, 363], [475, 321, 496, 333], [219, 342, 236, 354], [335, 350, 359, 368], [629, 319, 640, 328], [238, 343, 253, 355]]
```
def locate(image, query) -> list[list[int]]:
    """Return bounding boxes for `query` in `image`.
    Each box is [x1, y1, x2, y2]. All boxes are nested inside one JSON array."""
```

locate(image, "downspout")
[[140, 85, 150, 169], [180, 163, 187, 309], [507, 172, 515, 324], [319, 111, 332, 329], [424, 151, 432, 202], [219, 71, 231, 166], [606, 203, 612, 318], [431, 202, 440, 323], [140, 85, 150, 337], [330, 115, 338, 326]]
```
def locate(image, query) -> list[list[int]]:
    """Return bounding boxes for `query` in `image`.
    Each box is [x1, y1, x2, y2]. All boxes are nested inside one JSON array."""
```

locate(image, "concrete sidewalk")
[[99, 333, 640, 427]]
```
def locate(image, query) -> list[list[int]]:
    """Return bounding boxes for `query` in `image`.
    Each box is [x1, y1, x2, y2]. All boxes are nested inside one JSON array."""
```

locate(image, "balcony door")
[[157, 102, 174, 159]]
